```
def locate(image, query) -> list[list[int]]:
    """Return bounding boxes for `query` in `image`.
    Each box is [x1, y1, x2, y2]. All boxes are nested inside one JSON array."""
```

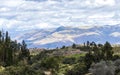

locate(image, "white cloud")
[[0, 0, 119, 31], [94, 0, 115, 6], [110, 32, 120, 37]]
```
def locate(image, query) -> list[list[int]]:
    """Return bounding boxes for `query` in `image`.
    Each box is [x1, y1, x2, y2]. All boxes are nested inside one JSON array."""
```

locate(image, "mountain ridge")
[[10, 25, 120, 48]]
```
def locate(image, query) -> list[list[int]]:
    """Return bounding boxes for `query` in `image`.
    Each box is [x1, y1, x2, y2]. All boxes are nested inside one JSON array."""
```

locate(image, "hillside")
[[10, 25, 120, 48], [1, 41, 120, 75]]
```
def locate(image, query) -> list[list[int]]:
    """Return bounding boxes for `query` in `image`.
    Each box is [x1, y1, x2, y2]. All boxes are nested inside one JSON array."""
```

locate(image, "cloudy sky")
[[0, 0, 120, 31]]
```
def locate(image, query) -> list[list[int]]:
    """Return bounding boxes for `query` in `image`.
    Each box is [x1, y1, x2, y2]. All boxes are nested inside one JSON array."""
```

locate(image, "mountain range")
[[10, 25, 120, 48]]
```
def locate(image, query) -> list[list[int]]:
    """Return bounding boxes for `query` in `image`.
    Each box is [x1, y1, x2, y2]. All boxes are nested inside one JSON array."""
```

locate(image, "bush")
[[0, 65, 45, 75], [31, 51, 48, 63], [62, 57, 76, 64], [114, 59, 120, 75], [113, 55, 120, 61], [40, 56, 61, 71], [65, 62, 87, 75], [89, 61, 115, 75]]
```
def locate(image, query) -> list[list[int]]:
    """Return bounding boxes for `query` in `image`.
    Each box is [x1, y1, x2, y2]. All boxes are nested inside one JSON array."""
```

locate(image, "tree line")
[[0, 30, 30, 66], [65, 41, 120, 75]]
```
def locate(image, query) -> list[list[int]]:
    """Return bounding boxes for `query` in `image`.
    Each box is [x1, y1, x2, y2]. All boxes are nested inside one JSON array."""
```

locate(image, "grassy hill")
[[1, 42, 120, 75]]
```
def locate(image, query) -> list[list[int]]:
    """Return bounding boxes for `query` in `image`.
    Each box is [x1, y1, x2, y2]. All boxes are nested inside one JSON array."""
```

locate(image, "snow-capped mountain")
[[10, 25, 120, 48]]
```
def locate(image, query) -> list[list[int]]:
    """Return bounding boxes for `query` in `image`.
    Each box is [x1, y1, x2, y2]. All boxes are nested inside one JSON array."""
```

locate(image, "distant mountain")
[[11, 25, 120, 48]]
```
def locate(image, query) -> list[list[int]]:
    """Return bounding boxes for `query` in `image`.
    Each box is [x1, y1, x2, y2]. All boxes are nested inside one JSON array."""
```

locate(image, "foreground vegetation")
[[0, 31, 120, 75]]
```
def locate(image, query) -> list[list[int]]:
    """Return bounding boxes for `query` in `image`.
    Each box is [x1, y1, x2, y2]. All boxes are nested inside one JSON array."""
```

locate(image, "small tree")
[[72, 43, 76, 48], [84, 52, 93, 69], [19, 40, 30, 61], [61, 45, 65, 49], [87, 41, 90, 47], [102, 42, 113, 60]]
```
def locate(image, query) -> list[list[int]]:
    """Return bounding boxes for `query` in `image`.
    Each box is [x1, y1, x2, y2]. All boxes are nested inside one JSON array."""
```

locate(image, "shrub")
[[62, 57, 76, 64], [40, 56, 61, 71], [89, 61, 115, 75], [114, 59, 120, 75], [0, 65, 45, 75], [65, 62, 87, 75]]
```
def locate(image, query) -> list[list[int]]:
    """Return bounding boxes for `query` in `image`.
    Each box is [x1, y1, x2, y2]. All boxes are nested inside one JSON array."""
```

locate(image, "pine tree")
[[0, 31, 2, 62], [61, 45, 65, 49], [72, 43, 76, 48], [19, 40, 30, 60], [102, 41, 113, 60], [0, 30, 31, 66], [87, 41, 90, 47], [4, 31, 14, 66]]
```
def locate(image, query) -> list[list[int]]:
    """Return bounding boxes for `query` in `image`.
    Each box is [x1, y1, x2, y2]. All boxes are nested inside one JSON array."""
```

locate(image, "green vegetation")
[[0, 31, 120, 75], [0, 31, 30, 67]]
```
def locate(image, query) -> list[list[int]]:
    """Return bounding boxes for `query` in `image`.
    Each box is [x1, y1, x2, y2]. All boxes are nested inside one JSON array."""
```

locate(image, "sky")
[[0, 0, 120, 31]]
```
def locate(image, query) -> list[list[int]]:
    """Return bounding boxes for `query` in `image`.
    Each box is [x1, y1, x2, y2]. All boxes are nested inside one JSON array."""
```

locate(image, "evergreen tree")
[[19, 40, 30, 60], [72, 43, 76, 48], [102, 41, 113, 60], [5, 31, 12, 66], [92, 44, 101, 62], [87, 41, 90, 47], [84, 42, 85, 47], [0, 30, 30, 66], [61, 45, 65, 49], [84, 52, 93, 69]]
